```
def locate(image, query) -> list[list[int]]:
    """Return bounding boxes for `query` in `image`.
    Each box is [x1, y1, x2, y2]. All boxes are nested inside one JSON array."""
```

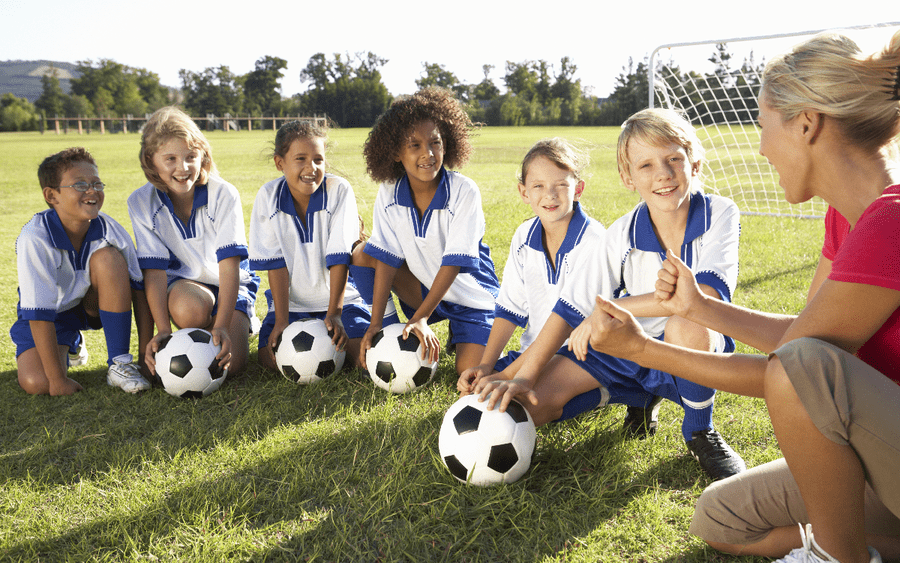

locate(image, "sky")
[[1, 0, 898, 100]]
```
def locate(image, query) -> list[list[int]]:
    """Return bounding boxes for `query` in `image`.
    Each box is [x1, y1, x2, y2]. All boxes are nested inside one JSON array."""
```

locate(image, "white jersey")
[[127, 175, 254, 287], [549, 209, 615, 329], [364, 168, 499, 311], [249, 174, 364, 312], [497, 203, 605, 350], [606, 191, 739, 349], [15, 209, 142, 321]]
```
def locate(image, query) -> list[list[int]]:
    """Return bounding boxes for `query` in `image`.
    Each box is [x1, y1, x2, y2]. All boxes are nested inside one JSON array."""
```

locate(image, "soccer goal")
[[649, 22, 900, 218]]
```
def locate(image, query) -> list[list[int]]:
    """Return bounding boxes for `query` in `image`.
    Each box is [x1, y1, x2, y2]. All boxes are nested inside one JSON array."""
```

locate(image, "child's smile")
[[396, 120, 444, 190], [45, 161, 105, 225], [518, 156, 583, 229], [152, 137, 203, 195], [623, 139, 696, 214], [274, 137, 326, 214]]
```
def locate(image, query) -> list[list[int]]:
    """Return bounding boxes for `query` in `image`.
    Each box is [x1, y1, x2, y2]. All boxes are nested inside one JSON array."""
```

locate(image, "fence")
[[43, 114, 328, 135]]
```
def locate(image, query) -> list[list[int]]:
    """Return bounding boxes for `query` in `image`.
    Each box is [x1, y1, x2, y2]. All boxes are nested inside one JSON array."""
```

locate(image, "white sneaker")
[[776, 523, 882, 563], [249, 314, 262, 337], [68, 332, 88, 367], [107, 354, 151, 393]]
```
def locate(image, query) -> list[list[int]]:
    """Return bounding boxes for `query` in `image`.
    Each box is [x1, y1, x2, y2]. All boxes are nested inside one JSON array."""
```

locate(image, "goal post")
[[649, 22, 900, 218]]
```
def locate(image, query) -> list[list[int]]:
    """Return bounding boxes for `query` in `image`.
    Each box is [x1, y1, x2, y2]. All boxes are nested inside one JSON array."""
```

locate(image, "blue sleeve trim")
[[442, 253, 479, 271], [249, 257, 287, 271], [363, 243, 404, 269], [216, 244, 249, 263], [20, 307, 58, 322], [695, 271, 731, 303], [495, 305, 527, 328], [138, 257, 169, 271], [326, 252, 351, 268], [552, 300, 585, 329]]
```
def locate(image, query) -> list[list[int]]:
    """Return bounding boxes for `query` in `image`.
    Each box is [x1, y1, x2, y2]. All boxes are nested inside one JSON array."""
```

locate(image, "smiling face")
[[518, 156, 583, 230], [43, 160, 104, 226], [395, 120, 444, 191], [274, 136, 326, 213], [151, 137, 203, 196], [621, 138, 697, 216]]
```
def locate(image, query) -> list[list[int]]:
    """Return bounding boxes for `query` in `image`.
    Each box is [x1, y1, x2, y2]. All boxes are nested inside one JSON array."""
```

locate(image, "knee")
[[89, 246, 128, 276], [664, 316, 714, 351], [18, 370, 49, 395], [351, 242, 376, 268]]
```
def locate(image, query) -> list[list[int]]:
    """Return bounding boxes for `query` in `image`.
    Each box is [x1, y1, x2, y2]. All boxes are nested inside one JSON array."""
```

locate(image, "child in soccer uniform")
[[250, 120, 397, 371], [566, 108, 745, 480], [11, 147, 150, 395], [129, 106, 259, 377], [352, 87, 499, 376], [465, 139, 654, 426]]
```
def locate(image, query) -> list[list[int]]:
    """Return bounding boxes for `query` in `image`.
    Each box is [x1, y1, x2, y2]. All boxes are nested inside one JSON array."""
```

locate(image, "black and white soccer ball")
[[438, 394, 537, 486], [365, 323, 437, 393], [274, 318, 345, 384], [155, 328, 227, 398]]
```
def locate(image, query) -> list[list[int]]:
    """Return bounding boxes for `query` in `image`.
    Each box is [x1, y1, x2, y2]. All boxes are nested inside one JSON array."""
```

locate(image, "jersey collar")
[[275, 176, 328, 217], [630, 191, 711, 254], [394, 167, 450, 211], [525, 201, 590, 254], [44, 209, 105, 270]]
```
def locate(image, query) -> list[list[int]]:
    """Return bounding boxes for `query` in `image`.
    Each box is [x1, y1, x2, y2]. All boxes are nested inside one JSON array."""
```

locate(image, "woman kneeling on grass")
[[570, 29, 900, 563]]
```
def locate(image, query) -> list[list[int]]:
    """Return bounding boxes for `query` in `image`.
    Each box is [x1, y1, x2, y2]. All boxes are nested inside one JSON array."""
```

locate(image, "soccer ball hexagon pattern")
[[274, 318, 346, 384], [155, 328, 227, 398], [438, 394, 537, 486], [365, 323, 437, 393]]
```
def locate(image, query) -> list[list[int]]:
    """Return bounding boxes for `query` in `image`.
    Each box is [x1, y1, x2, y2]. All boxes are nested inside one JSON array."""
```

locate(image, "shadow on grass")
[[1, 374, 717, 562]]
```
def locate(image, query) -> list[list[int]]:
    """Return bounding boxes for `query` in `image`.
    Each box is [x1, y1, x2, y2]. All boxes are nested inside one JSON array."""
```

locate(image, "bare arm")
[[458, 316, 517, 394], [326, 264, 349, 350]]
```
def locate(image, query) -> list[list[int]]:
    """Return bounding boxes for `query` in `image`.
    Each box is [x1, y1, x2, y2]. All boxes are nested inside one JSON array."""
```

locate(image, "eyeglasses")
[[58, 181, 106, 192]]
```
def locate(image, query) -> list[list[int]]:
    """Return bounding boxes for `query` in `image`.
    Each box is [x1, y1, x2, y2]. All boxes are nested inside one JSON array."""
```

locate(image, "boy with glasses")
[[11, 147, 151, 395]]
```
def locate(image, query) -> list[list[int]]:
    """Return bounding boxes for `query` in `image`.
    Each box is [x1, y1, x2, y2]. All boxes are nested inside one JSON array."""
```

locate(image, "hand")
[[475, 375, 538, 414], [655, 249, 704, 318], [457, 363, 493, 395], [144, 330, 172, 375], [587, 295, 650, 361], [323, 314, 348, 352], [568, 314, 594, 361], [210, 326, 233, 371], [359, 322, 382, 372], [403, 318, 440, 364], [48, 376, 83, 396]]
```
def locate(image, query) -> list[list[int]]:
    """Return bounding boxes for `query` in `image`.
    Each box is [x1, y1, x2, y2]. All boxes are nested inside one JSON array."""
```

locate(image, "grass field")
[[0, 127, 823, 562]]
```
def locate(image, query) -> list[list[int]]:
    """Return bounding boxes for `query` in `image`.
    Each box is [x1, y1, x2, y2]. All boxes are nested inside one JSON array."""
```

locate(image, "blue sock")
[[99, 310, 132, 364], [556, 386, 655, 422], [673, 376, 716, 441]]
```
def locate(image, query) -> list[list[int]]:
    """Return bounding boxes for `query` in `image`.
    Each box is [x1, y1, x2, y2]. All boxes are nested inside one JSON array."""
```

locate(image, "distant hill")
[[0, 60, 81, 102]]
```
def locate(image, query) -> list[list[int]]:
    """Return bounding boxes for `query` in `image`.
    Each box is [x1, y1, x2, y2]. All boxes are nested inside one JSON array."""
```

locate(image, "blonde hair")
[[762, 29, 900, 153], [518, 137, 589, 184], [139, 106, 217, 190], [617, 108, 705, 179]]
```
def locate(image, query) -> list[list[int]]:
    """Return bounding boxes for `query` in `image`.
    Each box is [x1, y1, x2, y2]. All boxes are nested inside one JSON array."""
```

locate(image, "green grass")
[[0, 127, 822, 562]]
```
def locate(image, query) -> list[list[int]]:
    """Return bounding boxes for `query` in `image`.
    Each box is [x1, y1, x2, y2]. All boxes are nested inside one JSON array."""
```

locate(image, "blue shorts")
[[555, 347, 680, 402], [168, 277, 258, 320], [398, 284, 493, 346], [258, 289, 372, 348], [10, 303, 102, 358]]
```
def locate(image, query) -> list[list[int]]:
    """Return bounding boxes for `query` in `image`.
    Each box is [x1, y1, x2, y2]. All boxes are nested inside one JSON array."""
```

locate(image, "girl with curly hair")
[[351, 88, 499, 376]]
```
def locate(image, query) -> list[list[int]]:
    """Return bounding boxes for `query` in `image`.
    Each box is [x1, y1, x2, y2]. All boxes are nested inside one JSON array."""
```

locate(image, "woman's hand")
[[586, 295, 650, 361]]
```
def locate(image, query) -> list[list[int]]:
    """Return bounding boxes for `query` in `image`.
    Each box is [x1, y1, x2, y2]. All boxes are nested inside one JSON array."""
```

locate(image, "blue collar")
[[275, 177, 328, 217], [394, 167, 450, 211], [630, 192, 711, 255], [525, 201, 590, 254], [156, 184, 209, 237], [43, 209, 104, 270]]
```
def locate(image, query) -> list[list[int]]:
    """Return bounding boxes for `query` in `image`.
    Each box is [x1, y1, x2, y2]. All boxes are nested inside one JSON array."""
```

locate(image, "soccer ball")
[[438, 394, 537, 486], [155, 328, 227, 398], [365, 323, 437, 393], [274, 318, 345, 384]]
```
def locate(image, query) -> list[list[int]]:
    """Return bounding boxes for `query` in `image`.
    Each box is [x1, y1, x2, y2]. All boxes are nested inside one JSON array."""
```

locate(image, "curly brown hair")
[[363, 87, 476, 183]]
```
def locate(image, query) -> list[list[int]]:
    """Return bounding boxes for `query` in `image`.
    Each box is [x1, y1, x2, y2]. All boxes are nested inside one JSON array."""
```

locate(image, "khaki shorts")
[[690, 337, 900, 545]]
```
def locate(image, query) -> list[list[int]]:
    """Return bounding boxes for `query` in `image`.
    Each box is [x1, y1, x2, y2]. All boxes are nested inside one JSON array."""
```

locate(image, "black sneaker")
[[623, 395, 663, 438], [686, 429, 746, 481]]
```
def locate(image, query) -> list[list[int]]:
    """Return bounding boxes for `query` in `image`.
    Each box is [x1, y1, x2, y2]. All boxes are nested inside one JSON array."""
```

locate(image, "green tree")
[[503, 61, 539, 101], [0, 93, 39, 131], [472, 64, 499, 101], [244, 55, 288, 116], [595, 57, 650, 125], [34, 68, 68, 117], [416, 62, 468, 101], [298, 52, 391, 127], [71, 59, 162, 116], [180, 66, 244, 118]]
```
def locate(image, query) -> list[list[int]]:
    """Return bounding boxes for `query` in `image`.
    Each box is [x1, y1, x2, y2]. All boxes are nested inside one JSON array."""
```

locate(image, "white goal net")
[[650, 22, 900, 218]]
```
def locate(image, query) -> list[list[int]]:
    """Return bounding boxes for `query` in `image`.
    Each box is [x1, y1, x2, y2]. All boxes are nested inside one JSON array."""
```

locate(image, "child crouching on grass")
[[351, 87, 499, 376], [11, 147, 150, 395], [249, 120, 397, 372], [129, 106, 259, 378]]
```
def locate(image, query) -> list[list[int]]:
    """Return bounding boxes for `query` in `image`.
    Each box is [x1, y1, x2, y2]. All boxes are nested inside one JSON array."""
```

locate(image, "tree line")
[[0, 47, 763, 132]]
